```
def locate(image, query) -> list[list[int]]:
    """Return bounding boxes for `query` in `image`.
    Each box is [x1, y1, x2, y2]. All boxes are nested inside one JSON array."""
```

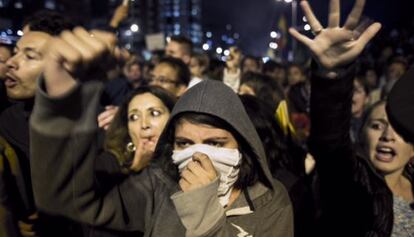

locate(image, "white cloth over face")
[[172, 144, 242, 207]]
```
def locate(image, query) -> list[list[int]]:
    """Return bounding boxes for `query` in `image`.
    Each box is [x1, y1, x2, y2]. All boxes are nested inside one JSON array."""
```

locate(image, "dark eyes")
[[128, 110, 163, 122], [25, 54, 36, 60], [151, 110, 161, 117], [370, 122, 385, 131], [128, 114, 139, 121], [206, 141, 224, 147], [174, 140, 224, 149], [174, 140, 192, 149]]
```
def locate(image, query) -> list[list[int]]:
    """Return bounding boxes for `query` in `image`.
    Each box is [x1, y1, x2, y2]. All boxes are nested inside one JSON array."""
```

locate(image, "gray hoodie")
[[30, 79, 293, 236]]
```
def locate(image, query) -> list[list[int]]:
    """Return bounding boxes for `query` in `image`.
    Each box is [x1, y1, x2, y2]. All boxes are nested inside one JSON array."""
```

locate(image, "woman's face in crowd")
[[173, 118, 238, 151], [287, 66, 305, 86], [352, 80, 368, 118], [128, 93, 170, 152], [365, 103, 414, 175]]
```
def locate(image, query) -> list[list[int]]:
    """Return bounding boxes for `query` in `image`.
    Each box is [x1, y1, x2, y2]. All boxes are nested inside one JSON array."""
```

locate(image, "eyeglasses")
[[147, 76, 178, 85]]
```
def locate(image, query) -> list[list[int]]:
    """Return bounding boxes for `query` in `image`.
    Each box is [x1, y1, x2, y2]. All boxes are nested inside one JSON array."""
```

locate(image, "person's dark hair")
[[387, 56, 408, 71], [154, 112, 267, 190], [125, 58, 143, 71], [240, 72, 285, 111], [206, 58, 225, 81], [354, 76, 371, 95], [170, 35, 193, 56], [357, 100, 386, 152], [262, 60, 285, 74], [23, 10, 74, 36], [158, 57, 191, 86], [241, 55, 261, 72], [240, 95, 306, 176], [191, 52, 210, 74], [104, 86, 176, 171]]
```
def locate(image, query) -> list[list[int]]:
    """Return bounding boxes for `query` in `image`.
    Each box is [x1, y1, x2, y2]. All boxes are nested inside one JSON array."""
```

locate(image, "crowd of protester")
[[0, 0, 413, 236]]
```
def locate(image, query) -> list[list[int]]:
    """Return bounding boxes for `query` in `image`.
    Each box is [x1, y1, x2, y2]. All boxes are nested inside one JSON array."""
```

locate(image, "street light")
[[130, 24, 139, 32]]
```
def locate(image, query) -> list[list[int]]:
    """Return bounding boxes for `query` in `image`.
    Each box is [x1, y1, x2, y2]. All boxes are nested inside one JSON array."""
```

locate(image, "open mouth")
[[141, 136, 157, 148], [4, 74, 18, 88], [375, 145, 396, 163]]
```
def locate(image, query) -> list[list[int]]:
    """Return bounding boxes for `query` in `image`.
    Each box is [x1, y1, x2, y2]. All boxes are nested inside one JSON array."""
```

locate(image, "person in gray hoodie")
[[29, 28, 293, 236]]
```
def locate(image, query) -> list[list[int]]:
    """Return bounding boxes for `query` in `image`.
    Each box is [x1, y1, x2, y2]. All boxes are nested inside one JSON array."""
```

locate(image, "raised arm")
[[30, 27, 147, 231], [289, 0, 381, 154], [289, 0, 381, 233]]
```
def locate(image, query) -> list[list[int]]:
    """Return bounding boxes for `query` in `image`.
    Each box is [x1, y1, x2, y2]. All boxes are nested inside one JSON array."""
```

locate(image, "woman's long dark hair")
[[104, 86, 176, 170], [240, 95, 306, 177], [241, 72, 286, 111], [153, 112, 268, 190]]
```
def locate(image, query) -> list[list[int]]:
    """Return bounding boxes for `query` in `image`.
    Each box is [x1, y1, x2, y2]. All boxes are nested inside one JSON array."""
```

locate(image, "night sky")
[[202, 0, 412, 56]]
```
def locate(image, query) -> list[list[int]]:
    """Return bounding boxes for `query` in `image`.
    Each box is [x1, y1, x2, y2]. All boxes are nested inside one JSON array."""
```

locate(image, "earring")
[[126, 142, 136, 153]]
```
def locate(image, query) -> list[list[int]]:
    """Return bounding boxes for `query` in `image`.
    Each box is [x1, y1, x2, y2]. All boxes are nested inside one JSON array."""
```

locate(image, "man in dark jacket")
[[0, 11, 85, 237]]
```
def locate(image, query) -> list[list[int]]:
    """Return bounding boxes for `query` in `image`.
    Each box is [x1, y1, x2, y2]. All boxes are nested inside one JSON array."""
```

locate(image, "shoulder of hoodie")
[[251, 178, 292, 213]]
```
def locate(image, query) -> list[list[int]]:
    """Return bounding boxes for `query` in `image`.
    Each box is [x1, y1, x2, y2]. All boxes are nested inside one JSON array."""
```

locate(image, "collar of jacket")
[[225, 182, 269, 217]]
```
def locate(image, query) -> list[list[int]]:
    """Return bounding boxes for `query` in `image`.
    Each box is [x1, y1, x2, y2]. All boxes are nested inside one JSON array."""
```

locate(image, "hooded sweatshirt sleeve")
[[30, 78, 149, 231], [171, 179, 293, 237]]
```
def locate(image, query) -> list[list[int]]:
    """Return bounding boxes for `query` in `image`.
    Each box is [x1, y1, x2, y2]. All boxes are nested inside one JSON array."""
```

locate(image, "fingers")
[[73, 27, 107, 53], [90, 30, 117, 52], [328, 0, 340, 28], [179, 154, 218, 192], [48, 37, 82, 74], [289, 28, 314, 49], [130, 140, 153, 171], [48, 27, 117, 76], [18, 221, 37, 237], [344, 0, 366, 30], [355, 22, 382, 49], [61, 30, 97, 65], [28, 213, 38, 220], [300, 1, 323, 32], [179, 160, 215, 192], [179, 179, 191, 192], [97, 106, 119, 130], [192, 152, 217, 179], [330, 22, 381, 67], [326, 29, 354, 44]]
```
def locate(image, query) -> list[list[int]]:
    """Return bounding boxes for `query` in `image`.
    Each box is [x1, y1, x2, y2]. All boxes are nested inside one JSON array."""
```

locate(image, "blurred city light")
[[130, 24, 139, 32]]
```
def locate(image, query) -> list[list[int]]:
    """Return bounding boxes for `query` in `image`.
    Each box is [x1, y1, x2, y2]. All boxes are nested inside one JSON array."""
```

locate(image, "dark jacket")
[[308, 66, 414, 237], [0, 101, 85, 237], [30, 79, 293, 236]]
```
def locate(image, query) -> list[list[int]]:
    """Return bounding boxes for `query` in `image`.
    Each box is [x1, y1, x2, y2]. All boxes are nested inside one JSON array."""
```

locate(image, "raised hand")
[[289, 0, 381, 69], [129, 139, 154, 172], [98, 106, 119, 130], [110, 1, 129, 28], [179, 152, 218, 192], [44, 27, 118, 97]]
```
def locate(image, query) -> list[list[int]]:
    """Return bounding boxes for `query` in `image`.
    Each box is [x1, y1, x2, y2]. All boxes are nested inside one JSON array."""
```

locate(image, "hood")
[[386, 66, 414, 144], [154, 79, 275, 189]]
